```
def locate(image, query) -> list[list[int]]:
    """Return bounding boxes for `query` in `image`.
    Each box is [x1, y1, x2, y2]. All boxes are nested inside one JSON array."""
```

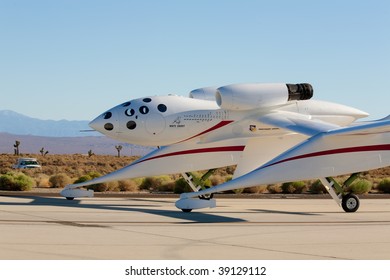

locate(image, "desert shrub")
[[377, 178, 390, 193], [74, 174, 93, 184], [0, 172, 35, 191], [173, 178, 192, 194], [140, 177, 159, 191], [85, 171, 102, 179], [49, 173, 72, 188], [87, 183, 109, 192], [156, 175, 174, 191], [73, 172, 108, 192], [0, 167, 13, 174], [118, 180, 139, 192], [73, 171, 103, 185], [225, 175, 233, 182], [210, 175, 225, 186], [211, 175, 234, 193], [132, 177, 144, 185], [347, 179, 372, 194], [267, 184, 282, 194], [243, 186, 268, 194], [101, 181, 119, 192], [225, 166, 236, 175], [34, 173, 51, 188], [157, 181, 175, 192], [140, 175, 173, 191], [233, 188, 244, 194], [309, 180, 327, 194], [281, 181, 307, 194], [204, 178, 212, 187]]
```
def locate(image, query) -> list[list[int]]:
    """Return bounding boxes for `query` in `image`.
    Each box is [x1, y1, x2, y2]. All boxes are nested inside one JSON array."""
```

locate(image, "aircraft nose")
[[89, 111, 117, 133]]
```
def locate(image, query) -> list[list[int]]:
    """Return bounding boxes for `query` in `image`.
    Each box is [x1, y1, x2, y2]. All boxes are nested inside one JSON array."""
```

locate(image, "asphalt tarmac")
[[1, 194, 390, 260]]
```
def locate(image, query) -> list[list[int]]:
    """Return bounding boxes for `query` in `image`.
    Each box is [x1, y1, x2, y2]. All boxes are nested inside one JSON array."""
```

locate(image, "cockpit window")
[[122, 102, 131, 107], [139, 106, 149, 114], [127, 121, 137, 130], [143, 98, 152, 103], [125, 108, 135, 117], [157, 104, 167, 113], [103, 112, 112, 119], [104, 123, 114, 131]]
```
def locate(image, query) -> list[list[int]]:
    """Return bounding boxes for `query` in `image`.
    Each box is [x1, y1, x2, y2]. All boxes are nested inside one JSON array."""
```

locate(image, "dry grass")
[[0, 154, 138, 179], [0, 153, 389, 193]]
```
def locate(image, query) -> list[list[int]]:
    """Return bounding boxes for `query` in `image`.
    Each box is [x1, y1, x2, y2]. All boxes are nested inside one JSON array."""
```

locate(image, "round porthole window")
[[139, 106, 149, 114], [125, 108, 135, 117], [127, 121, 137, 130], [157, 104, 167, 113], [103, 112, 112, 119], [104, 123, 114, 131]]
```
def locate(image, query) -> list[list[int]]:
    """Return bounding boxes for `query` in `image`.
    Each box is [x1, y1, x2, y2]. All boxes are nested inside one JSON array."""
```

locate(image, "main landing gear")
[[175, 170, 217, 212], [341, 193, 360, 213], [320, 173, 361, 213]]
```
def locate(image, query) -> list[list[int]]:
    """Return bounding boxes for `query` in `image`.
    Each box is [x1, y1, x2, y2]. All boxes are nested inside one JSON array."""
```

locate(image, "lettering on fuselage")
[[169, 110, 229, 128], [169, 124, 186, 128], [170, 117, 185, 128], [183, 110, 229, 122], [258, 127, 280, 131], [249, 125, 280, 132]]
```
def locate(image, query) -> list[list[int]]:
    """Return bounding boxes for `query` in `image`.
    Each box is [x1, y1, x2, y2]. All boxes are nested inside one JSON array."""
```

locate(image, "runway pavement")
[[1, 194, 390, 260]]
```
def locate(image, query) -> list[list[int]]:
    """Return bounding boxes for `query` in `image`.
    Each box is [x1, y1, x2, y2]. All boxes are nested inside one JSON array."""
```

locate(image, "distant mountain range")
[[0, 110, 99, 137], [0, 132, 153, 156], [0, 110, 154, 155]]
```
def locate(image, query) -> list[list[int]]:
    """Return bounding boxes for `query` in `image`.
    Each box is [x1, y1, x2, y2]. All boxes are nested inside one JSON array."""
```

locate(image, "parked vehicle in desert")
[[13, 158, 41, 169]]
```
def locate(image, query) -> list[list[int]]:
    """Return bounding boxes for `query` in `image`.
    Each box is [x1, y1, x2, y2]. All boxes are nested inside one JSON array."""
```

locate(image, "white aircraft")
[[61, 83, 390, 213]]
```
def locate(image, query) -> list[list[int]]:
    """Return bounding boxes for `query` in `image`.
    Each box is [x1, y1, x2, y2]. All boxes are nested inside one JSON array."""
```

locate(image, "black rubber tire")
[[66, 197, 75, 201], [198, 193, 214, 200], [342, 193, 360, 212], [181, 209, 192, 213]]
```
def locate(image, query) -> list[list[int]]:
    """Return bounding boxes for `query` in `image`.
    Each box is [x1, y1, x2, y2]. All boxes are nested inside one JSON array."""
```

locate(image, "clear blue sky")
[[0, 0, 389, 121]]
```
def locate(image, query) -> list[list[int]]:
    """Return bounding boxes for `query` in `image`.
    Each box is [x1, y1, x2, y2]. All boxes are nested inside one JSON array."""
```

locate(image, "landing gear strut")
[[320, 173, 361, 213], [177, 169, 217, 212]]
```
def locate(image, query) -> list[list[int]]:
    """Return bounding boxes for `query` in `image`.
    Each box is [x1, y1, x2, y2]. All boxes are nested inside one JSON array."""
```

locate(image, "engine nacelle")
[[216, 83, 313, 110], [189, 87, 218, 101]]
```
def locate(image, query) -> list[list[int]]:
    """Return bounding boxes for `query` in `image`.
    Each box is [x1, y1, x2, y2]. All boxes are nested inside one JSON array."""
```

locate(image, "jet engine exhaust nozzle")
[[287, 83, 313, 101]]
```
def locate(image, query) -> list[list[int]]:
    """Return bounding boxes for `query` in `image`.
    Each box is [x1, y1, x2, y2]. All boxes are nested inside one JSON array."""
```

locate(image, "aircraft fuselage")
[[89, 95, 368, 146]]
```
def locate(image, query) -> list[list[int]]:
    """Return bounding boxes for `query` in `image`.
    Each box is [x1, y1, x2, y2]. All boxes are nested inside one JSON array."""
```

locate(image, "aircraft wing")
[[199, 110, 340, 144], [326, 115, 390, 136], [199, 110, 342, 177], [232, 134, 307, 178], [181, 117, 390, 199], [258, 111, 340, 136], [257, 113, 390, 137]]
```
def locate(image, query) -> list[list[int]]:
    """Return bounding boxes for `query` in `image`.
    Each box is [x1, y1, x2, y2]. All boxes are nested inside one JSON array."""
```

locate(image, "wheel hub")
[[346, 198, 357, 209]]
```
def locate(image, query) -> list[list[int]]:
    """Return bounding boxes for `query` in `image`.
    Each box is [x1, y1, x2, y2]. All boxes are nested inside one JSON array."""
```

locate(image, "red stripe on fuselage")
[[261, 144, 390, 170], [137, 146, 245, 165], [178, 120, 234, 143]]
